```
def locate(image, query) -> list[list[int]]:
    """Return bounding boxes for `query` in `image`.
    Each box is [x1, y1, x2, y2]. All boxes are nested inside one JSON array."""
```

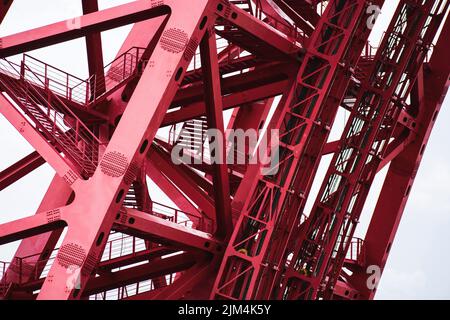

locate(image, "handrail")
[[90, 276, 173, 300], [0, 200, 212, 286], [152, 201, 212, 233], [88, 46, 147, 103], [23, 54, 90, 105], [0, 261, 8, 280], [16, 47, 147, 107], [0, 58, 103, 176], [335, 236, 365, 265], [18, 60, 103, 146]]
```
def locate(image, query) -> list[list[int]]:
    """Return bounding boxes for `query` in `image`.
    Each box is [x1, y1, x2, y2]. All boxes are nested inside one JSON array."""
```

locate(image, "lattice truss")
[[0, 0, 448, 300]]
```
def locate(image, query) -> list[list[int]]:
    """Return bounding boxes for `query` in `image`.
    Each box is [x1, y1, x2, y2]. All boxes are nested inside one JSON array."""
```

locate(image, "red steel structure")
[[0, 0, 448, 300]]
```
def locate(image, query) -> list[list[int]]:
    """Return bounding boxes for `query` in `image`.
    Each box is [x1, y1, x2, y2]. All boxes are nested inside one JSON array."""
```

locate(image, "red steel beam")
[[344, 14, 450, 300], [83, 251, 203, 297], [200, 29, 233, 239], [0, 1, 170, 58], [2, 174, 72, 284], [164, 77, 290, 126], [32, 1, 215, 299], [0, 0, 13, 24], [148, 145, 216, 220], [0, 151, 45, 191], [279, 0, 446, 300], [115, 208, 222, 253], [82, 0, 106, 95], [211, 0, 374, 300], [149, 258, 216, 300]]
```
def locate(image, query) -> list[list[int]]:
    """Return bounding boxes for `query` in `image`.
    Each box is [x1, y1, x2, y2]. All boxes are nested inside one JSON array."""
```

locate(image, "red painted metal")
[[0, 0, 449, 300]]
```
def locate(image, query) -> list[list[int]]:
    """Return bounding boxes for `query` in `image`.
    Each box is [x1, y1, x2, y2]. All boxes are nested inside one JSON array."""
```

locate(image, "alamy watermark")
[[366, 264, 382, 290], [366, 4, 382, 30], [65, 2, 82, 30], [171, 128, 280, 176]]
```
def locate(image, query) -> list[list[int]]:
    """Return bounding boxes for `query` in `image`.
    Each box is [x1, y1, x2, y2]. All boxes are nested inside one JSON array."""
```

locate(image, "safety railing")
[[10, 47, 146, 107], [89, 275, 176, 300], [22, 54, 91, 105], [89, 46, 147, 103], [1, 233, 145, 286], [101, 232, 147, 262], [362, 42, 378, 60], [0, 261, 10, 298], [0, 58, 104, 176], [152, 201, 213, 233], [334, 236, 365, 266], [0, 200, 212, 289], [346, 237, 365, 265]]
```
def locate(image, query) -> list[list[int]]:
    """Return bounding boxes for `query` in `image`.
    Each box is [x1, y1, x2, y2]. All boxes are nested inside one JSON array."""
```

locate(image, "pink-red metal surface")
[[0, 0, 449, 300]]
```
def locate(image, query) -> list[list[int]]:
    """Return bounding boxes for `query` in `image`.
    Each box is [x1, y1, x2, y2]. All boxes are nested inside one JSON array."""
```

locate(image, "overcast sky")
[[0, 0, 449, 299]]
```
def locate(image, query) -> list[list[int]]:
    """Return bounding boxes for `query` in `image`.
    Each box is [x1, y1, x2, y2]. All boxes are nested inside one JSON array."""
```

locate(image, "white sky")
[[0, 0, 449, 299]]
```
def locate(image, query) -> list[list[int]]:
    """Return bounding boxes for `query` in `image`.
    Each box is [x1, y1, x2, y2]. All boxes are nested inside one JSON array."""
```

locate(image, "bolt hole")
[[405, 185, 411, 197], [412, 122, 416, 128], [420, 144, 426, 155], [217, 4, 223, 11], [140, 139, 149, 154], [42, 251, 49, 259], [175, 67, 183, 81], [231, 12, 238, 19], [200, 16, 208, 30], [115, 213, 121, 220], [116, 189, 125, 203], [433, 111, 439, 122], [128, 217, 135, 225], [386, 242, 392, 253], [204, 242, 210, 248], [96, 232, 105, 246]]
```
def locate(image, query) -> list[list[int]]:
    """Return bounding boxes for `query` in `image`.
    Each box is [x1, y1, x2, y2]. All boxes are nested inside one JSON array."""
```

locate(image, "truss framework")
[[0, 0, 448, 300]]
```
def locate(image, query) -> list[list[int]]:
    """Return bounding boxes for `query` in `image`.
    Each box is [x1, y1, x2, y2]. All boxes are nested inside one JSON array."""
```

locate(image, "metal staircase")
[[0, 59, 102, 178], [174, 116, 209, 159], [0, 47, 148, 178]]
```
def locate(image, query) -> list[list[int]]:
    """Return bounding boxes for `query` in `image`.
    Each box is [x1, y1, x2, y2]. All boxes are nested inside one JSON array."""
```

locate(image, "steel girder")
[[0, 0, 449, 300]]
